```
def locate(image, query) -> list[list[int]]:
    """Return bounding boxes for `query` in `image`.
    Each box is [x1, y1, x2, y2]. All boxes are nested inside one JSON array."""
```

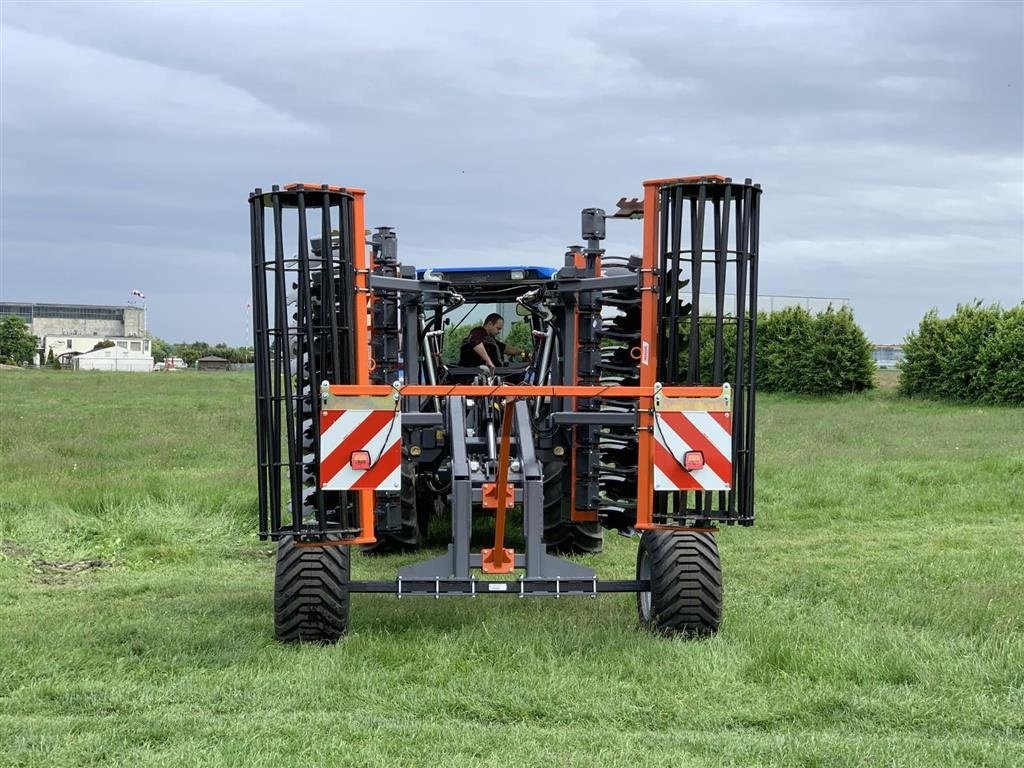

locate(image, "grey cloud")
[[1, 0, 1021, 344]]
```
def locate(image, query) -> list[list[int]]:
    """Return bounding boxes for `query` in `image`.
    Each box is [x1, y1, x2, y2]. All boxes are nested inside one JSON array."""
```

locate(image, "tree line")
[[150, 339, 255, 366]]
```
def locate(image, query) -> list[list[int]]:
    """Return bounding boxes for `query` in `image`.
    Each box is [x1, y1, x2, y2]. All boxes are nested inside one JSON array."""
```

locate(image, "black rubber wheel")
[[636, 531, 722, 636], [360, 465, 423, 555], [543, 459, 604, 555], [274, 534, 350, 644]]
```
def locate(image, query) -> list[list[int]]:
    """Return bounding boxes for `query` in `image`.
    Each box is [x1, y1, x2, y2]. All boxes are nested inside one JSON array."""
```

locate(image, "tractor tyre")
[[274, 534, 350, 644], [636, 531, 722, 637], [359, 465, 423, 555], [543, 459, 604, 555]]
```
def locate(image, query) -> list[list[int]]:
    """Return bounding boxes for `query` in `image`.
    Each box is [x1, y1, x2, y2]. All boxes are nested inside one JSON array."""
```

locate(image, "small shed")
[[197, 355, 230, 372]]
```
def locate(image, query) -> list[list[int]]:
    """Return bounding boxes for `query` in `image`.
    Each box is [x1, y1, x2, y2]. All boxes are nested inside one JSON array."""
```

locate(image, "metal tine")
[[732, 183, 751, 517], [658, 186, 671, 382], [321, 190, 342, 386], [296, 192, 327, 535], [338, 198, 355, 381], [272, 189, 300, 533], [687, 184, 704, 385], [667, 185, 683, 383], [712, 194, 726, 384], [690, 190, 703, 519], [653, 186, 671, 526], [744, 183, 761, 520], [671, 186, 685, 525], [250, 192, 270, 538], [338, 197, 356, 531], [266, 193, 283, 536]]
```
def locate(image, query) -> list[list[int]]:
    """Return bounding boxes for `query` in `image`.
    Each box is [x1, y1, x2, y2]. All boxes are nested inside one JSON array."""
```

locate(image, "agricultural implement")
[[247, 176, 761, 642]]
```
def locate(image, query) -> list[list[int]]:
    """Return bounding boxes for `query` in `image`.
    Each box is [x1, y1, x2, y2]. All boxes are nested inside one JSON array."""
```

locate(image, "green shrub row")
[[677, 305, 874, 396], [439, 305, 874, 396], [757, 306, 876, 395], [899, 302, 1023, 405]]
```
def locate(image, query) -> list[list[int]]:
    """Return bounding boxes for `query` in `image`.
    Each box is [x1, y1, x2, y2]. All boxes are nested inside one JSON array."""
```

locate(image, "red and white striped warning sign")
[[653, 410, 732, 491], [319, 405, 402, 491]]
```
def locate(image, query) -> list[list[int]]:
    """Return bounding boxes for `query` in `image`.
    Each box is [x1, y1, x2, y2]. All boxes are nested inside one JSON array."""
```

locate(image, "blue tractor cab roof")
[[416, 266, 557, 279], [414, 266, 557, 303]]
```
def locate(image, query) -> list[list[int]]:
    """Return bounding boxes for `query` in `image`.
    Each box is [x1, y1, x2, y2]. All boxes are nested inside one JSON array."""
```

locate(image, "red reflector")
[[683, 450, 705, 471], [350, 450, 372, 470]]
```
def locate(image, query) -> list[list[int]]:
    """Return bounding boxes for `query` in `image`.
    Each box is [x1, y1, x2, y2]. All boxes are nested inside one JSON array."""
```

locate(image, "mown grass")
[[0, 370, 1022, 767]]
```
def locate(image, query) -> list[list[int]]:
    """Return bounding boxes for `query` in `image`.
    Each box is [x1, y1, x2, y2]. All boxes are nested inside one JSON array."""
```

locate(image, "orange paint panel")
[[481, 547, 515, 574], [318, 409, 395, 487], [283, 183, 367, 195], [350, 441, 402, 490], [709, 410, 732, 433], [642, 175, 727, 185], [482, 483, 515, 509], [327, 384, 724, 399], [659, 412, 732, 485], [653, 442, 702, 491]]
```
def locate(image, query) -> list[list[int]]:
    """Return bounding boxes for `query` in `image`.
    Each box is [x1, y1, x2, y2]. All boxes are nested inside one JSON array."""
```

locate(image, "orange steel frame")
[[329, 176, 724, 544], [637, 179, 661, 530], [327, 384, 724, 399], [480, 399, 518, 573], [336, 189, 376, 546]]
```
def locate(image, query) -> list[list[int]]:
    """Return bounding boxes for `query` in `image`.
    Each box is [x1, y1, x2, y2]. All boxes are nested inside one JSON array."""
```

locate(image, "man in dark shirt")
[[458, 313, 524, 370]]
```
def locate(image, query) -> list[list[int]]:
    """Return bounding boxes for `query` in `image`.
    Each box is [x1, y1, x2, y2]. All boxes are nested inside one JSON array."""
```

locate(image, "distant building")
[[0, 301, 146, 337], [46, 334, 153, 363], [197, 355, 230, 371], [0, 301, 149, 365], [72, 345, 154, 373], [873, 344, 905, 369]]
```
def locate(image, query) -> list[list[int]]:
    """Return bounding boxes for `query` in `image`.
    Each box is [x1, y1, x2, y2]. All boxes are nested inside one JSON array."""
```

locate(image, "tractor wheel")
[[274, 534, 350, 644], [359, 465, 423, 555], [543, 459, 604, 555], [636, 531, 722, 636]]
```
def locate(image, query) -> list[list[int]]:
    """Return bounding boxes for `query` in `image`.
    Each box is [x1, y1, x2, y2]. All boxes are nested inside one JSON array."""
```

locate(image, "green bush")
[[675, 316, 742, 385], [0, 315, 36, 365], [757, 306, 818, 394], [806, 306, 876, 394], [902, 302, 1023, 405], [976, 305, 1024, 405], [441, 325, 472, 362], [673, 305, 873, 396], [897, 309, 948, 399]]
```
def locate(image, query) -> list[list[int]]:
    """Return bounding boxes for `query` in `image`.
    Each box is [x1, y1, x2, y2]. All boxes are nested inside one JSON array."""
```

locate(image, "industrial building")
[[0, 301, 151, 366], [0, 302, 146, 337]]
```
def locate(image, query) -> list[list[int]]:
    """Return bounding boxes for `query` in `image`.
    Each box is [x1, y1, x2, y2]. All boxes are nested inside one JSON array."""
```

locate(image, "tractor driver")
[[459, 313, 524, 371]]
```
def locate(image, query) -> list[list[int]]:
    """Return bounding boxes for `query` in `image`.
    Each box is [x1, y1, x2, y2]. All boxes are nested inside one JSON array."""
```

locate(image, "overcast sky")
[[1, 0, 1021, 344]]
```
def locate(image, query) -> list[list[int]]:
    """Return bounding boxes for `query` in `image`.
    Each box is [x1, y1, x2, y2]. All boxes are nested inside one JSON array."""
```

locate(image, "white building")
[[43, 334, 152, 364], [72, 345, 154, 373]]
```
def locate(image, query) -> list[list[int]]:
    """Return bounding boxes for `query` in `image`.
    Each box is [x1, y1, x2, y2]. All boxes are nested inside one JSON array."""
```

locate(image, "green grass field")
[[1, 370, 1022, 767]]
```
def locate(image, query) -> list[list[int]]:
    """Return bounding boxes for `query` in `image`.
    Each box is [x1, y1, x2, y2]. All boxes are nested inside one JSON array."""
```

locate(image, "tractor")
[[247, 176, 761, 642]]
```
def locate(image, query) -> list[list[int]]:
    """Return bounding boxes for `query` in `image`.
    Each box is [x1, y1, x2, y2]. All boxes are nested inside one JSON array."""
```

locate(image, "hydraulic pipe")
[[532, 323, 556, 418]]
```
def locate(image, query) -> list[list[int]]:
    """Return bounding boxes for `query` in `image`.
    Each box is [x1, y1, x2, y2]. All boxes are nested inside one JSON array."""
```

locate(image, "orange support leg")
[[635, 181, 662, 530], [350, 189, 377, 545], [481, 399, 516, 574]]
